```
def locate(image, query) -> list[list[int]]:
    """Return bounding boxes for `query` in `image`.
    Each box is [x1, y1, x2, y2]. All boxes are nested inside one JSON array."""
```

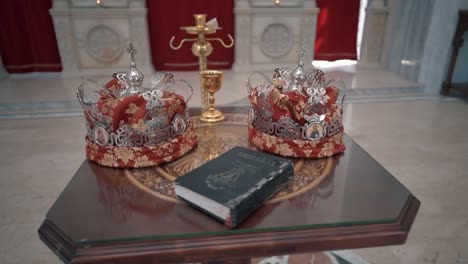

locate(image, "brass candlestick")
[[169, 14, 233, 118], [199, 70, 225, 122]]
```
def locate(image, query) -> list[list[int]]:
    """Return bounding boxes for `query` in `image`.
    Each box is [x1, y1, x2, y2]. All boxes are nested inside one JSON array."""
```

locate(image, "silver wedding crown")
[[247, 49, 345, 141], [77, 44, 193, 147]]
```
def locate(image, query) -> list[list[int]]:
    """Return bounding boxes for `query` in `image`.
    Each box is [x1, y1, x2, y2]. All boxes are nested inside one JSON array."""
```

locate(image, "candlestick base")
[[199, 109, 225, 123]]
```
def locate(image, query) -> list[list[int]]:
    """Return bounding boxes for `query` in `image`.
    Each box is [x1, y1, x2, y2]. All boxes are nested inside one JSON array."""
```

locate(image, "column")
[[232, 0, 252, 72], [49, 0, 80, 77], [357, 0, 388, 68]]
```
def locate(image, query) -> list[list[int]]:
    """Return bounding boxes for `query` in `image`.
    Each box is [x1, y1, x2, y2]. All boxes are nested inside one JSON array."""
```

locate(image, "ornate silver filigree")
[[248, 48, 345, 142], [275, 118, 301, 139], [251, 109, 342, 141], [246, 71, 272, 94], [78, 43, 193, 147], [304, 86, 327, 105], [142, 89, 163, 110], [94, 109, 190, 147], [259, 48, 345, 111], [272, 67, 292, 90]]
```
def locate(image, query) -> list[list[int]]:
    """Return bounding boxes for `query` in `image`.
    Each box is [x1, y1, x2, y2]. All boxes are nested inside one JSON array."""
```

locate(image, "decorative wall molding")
[[232, 0, 319, 72], [85, 25, 124, 63], [260, 23, 294, 58], [49, 0, 153, 78]]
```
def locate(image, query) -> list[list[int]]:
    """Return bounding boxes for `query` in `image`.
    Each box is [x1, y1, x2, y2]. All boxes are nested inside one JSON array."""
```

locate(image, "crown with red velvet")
[[247, 52, 346, 158], [77, 44, 197, 168]]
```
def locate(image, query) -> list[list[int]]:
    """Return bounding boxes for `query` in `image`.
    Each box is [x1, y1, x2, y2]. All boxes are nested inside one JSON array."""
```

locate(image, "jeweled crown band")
[[250, 108, 343, 141], [79, 43, 198, 168], [88, 112, 189, 147]]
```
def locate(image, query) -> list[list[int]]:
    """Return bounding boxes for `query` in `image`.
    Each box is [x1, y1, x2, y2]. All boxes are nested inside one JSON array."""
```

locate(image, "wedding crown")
[[247, 50, 346, 158], [77, 44, 198, 168]]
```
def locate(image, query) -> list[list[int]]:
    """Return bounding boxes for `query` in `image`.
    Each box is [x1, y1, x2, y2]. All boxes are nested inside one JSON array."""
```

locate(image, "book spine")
[[228, 162, 294, 228]]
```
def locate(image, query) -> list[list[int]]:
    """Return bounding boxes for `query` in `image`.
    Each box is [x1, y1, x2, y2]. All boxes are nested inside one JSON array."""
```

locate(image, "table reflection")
[[89, 114, 341, 224], [90, 156, 339, 223]]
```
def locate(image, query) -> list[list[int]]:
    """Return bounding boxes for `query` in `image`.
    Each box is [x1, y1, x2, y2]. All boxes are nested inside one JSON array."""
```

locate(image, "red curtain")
[[147, 0, 234, 71], [314, 0, 360, 61], [0, 0, 62, 73]]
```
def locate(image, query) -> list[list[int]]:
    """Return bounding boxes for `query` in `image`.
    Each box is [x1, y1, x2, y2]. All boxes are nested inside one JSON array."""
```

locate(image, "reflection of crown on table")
[[247, 49, 346, 158], [77, 44, 198, 168]]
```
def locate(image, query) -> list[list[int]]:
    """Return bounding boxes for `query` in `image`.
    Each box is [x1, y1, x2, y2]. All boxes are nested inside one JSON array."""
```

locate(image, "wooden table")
[[38, 109, 419, 264]]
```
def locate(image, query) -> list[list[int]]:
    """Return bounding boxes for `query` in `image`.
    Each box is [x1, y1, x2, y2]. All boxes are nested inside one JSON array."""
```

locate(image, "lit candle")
[[275, 0, 280, 7], [96, 0, 101, 6]]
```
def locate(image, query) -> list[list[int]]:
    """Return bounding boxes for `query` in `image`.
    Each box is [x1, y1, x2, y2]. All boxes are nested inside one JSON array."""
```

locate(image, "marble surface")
[[0, 66, 428, 120], [346, 101, 468, 264], [0, 65, 421, 105], [0, 67, 466, 263]]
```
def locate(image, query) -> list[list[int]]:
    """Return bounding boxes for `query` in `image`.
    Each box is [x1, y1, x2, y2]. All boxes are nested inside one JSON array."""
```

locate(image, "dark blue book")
[[173, 146, 294, 229]]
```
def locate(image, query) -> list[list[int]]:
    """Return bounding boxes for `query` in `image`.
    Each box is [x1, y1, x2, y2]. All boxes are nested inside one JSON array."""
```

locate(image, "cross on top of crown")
[[127, 43, 137, 63], [297, 48, 305, 66], [297, 47, 312, 67]]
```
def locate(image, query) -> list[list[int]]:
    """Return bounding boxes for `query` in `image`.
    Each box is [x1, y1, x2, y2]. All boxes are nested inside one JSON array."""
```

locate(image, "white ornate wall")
[[49, 0, 153, 77], [233, 0, 319, 72]]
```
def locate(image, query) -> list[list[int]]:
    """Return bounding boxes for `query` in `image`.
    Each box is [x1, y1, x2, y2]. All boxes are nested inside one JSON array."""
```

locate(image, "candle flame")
[[96, 0, 101, 6], [275, 0, 280, 6]]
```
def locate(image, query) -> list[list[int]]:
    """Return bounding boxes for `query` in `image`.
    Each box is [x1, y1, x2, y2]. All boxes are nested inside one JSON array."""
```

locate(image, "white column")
[[232, 0, 252, 72], [357, 0, 388, 68], [49, 0, 80, 77]]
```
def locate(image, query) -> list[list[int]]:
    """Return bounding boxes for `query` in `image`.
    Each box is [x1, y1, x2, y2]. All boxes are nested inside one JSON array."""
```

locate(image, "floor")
[[0, 63, 426, 119], [0, 66, 467, 264]]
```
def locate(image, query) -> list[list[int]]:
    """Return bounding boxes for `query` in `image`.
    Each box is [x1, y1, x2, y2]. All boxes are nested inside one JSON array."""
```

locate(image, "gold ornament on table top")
[[169, 14, 234, 116], [118, 114, 335, 205], [199, 70, 225, 122]]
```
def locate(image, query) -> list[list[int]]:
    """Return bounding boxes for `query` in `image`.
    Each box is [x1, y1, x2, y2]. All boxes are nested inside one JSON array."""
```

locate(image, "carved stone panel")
[[74, 18, 130, 69], [86, 25, 124, 63], [260, 23, 294, 59], [233, 0, 319, 72], [252, 16, 300, 64], [50, 0, 153, 77]]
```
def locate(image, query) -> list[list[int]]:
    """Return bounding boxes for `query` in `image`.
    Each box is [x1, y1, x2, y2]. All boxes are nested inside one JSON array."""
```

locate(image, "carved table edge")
[[38, 195, 420, 264]]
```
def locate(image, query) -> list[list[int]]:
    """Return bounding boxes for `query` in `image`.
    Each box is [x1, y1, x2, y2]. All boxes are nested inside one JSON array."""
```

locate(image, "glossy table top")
[[39, 109, 419, 263]]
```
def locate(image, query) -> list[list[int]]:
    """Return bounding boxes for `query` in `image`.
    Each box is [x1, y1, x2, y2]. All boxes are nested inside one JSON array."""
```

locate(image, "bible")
[[173, 146, 294, 229]]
